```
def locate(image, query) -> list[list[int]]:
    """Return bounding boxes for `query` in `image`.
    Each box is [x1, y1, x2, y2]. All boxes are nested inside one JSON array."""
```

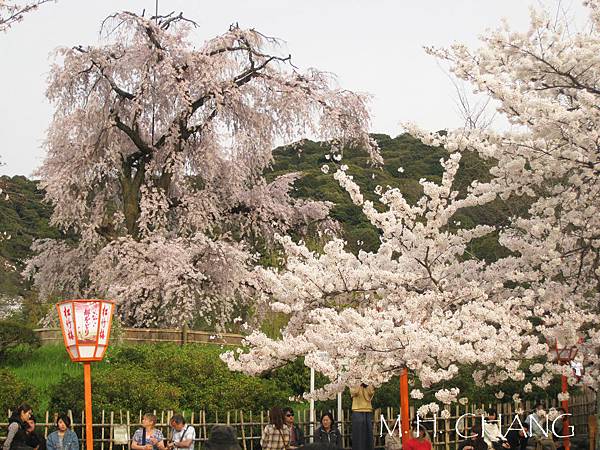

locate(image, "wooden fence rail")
[[1, 393, 596, 450], [34, 327, 245, 346]]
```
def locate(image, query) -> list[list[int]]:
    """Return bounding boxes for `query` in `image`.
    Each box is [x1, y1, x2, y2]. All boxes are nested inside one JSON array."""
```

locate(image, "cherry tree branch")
[[0, 0, 53, 32]]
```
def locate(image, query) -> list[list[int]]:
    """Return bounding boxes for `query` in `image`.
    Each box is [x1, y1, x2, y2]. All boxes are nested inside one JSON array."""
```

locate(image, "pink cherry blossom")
[[26, 11, 375, 327]]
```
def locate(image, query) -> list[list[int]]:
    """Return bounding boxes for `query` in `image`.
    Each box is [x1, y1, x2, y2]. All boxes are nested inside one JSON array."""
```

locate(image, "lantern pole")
[[552, 338, 580, 450], [560, 374, 570, 450], [84, 362, 93, 450], [310, 367, 315, 443], [400, 368, 410, 445]]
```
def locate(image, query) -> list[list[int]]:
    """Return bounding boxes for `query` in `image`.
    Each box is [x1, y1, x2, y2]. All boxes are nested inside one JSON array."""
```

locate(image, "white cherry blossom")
[[224, 0, 600, 399]]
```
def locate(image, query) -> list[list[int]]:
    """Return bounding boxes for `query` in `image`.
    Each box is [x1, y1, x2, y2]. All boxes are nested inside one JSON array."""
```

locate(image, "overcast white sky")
[[0, 0, 586, 176]]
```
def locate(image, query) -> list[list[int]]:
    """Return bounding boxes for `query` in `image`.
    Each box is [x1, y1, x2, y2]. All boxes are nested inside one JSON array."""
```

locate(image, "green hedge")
[[1, 342, 563, 417], [0, 320, 39, 360], [0, 369, 38, 414], [47, 344, 292, 419]]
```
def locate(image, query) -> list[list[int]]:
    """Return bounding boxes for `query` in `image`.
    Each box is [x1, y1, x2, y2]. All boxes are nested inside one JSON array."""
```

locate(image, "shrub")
[[0, 320, 39, 359], [3, 343, 38, 365], [108, 345, 293, 415], [0, 369, 38, 415], [48, 368, 182, 416], [47, 344, 293, 417]]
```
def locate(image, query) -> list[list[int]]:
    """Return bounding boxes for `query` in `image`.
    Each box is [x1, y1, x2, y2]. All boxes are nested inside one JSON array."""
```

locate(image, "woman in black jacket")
[[314, 413, 341, 449], [3, 404, 34, 450]]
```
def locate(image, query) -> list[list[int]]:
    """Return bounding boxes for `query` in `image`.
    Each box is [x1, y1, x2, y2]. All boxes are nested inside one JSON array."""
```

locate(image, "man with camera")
[[168, 415, 196, 450]]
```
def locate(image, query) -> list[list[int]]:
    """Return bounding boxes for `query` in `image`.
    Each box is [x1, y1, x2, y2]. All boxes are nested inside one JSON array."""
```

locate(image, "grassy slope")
[[4, 345, 89, 410], [3, 343, 291, 413]]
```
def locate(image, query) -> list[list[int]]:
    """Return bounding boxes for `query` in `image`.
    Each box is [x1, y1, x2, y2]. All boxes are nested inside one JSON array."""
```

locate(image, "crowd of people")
[[1, 404, 343, 450], [2, 401, 569, 450], [259, 407, 343, 450], [456, 406, 567, 450]]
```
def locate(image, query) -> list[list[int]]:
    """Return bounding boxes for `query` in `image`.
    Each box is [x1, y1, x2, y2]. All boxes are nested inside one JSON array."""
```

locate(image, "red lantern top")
[[553, 337, 581, 364], [56, 299, 115, 362]]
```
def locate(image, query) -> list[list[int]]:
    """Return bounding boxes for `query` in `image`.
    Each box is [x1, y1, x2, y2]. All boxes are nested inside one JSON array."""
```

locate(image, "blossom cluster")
[[223, 151, 548, 398], [435, 388, 460, 404], [224, 0, 600, 399]]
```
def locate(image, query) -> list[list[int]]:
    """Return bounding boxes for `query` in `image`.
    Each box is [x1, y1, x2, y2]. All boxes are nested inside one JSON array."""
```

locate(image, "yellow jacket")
[[350, 385, 375, 412]]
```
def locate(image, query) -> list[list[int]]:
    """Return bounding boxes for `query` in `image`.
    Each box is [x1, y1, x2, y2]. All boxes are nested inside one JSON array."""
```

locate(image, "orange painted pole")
[[400, 368, 410, 445], [84, 362, 93, 450], [561, 375, 570, 450]]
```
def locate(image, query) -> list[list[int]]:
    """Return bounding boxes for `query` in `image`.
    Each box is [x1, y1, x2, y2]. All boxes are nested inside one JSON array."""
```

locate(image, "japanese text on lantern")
[[74, 301, 100, 344], [60, 303, 76, 344], [98, 304, 111, 344]]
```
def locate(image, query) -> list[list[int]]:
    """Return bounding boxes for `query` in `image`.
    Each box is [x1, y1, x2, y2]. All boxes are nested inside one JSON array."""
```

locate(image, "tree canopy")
[[224, 1, 600, 404], [25, 11, 375, 328]]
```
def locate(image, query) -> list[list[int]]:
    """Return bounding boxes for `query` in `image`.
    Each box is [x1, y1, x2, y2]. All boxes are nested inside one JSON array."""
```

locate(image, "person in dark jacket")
[[205, 426, 242, 450], [282, 408, 305, 449], [25, 416, 46, 450], [3, 404, 34, 450], [505, 415, 527, 450], [458, 425, 487, 450], [314, 413, 341, 449], [552, 408, 566, 450]]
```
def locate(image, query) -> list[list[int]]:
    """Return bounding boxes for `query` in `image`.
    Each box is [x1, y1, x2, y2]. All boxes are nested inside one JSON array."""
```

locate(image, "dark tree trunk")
[[120, 160, 145, 239]]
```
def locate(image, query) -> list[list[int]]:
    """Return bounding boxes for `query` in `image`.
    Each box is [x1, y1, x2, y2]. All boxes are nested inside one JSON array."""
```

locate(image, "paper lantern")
[[56, 299, 115, 362]]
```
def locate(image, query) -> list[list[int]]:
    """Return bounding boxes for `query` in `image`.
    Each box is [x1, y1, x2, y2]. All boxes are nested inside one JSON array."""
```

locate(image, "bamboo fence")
[[33, 326, 244, 346], [1, 392, 596, 450]]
